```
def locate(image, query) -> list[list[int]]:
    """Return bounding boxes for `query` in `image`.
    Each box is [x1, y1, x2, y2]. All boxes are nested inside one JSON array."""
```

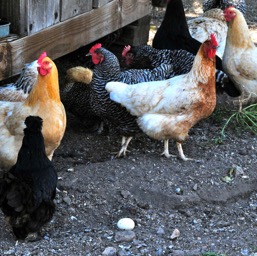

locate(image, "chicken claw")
[[161, 139, 176, 158], [115, 136, 133, 157]]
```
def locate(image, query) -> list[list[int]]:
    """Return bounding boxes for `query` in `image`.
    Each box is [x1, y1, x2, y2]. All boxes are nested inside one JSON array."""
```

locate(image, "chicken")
[[0, 52, 66, 170], [152, 0, 201, 56], [187, 8, 228, 58], [89, 43, 175, 155], [121, 44, 239, 96], [203, 0, 247, 14], [0, 60, 37, 102], [152, 0, 240, 97], [0, 116, 57, 240], [61, 43, 173, 156], [60, 67, 103, 133], [106, 34, 218, 161], [121, 44, 194, 75], [223, 6, 257, 108]]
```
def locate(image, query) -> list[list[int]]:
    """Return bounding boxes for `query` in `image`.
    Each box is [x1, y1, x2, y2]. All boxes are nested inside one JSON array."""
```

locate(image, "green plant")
[[221, 103, 257, 137]]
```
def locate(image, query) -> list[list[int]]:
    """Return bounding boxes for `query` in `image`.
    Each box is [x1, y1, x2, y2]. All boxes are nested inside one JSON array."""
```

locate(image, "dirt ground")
[[1, 0, 257, 255]]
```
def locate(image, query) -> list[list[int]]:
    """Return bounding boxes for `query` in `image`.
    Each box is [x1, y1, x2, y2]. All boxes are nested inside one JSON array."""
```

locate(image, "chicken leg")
[[161, 139, 176, 158], [176, 142, 193, 161], [117, 136, 133, 157]]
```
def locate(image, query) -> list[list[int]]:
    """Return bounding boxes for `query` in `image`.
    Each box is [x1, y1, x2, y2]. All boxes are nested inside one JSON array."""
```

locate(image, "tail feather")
[[105, 82, 128, 104]]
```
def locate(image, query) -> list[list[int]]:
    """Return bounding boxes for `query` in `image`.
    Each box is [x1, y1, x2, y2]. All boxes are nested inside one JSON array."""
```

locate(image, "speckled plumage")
[[0, 61, 37, 102], [121, 44, 239, 96], [121, 45, 194, 76], [89, 45, 174, 155]]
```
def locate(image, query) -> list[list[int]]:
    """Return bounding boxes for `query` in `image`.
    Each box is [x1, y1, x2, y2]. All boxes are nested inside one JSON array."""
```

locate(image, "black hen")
[[152, 0, 201, 56], [152, 0, 241, 97], [203, 0, 247, 14], [0, 116, 57, 240]]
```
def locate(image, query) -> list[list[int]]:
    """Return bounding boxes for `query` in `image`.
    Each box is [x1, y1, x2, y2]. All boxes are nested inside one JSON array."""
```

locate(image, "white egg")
[[117, 218, 135, 230]]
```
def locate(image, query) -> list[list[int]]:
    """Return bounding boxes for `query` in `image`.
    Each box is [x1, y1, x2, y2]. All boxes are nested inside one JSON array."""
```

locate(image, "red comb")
[[122, 45, 131, 58], [89, 43, 102, 54], [210, 33, 218, 47], [37, 52, 47, 64]]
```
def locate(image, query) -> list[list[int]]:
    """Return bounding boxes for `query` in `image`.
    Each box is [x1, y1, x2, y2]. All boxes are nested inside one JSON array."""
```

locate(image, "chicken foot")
[[161, 139, 176, 158], [116, 136, 133, 157], [176, 142, 193, 161]]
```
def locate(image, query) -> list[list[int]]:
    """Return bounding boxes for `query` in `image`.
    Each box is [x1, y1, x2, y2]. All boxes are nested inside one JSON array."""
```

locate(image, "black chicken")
[[152, 0, 241, 97], [203, 0, 247, 14], [0, 116, 57, 240]]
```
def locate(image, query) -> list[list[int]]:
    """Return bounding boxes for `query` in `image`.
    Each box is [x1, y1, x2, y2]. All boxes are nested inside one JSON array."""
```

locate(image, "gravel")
[[1, 0, 257, 255]]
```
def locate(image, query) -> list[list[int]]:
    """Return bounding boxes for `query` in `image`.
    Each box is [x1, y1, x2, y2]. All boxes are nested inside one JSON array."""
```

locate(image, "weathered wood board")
[[27, 0, 60, 34], [60, 0, 92, 21], [93, 0, 113, 8], [0, 0, 60, 35]]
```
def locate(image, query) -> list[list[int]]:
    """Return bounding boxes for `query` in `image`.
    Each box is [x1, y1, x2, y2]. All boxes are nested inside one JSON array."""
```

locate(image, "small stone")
[[115, 230, 136, 242], [156, 227, 165, 235], [63, 196, 72, 205], [175, 187, 183, 195], [102, 247, 117, 256], [172, 250, 185, 256], [192, 184, 198, 191], [120, 190, 131, 199], [170, 228, 180, 240]]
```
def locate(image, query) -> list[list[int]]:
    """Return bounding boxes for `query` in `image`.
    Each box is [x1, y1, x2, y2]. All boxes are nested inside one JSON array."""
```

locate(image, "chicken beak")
[[86, 53, 92, 57]]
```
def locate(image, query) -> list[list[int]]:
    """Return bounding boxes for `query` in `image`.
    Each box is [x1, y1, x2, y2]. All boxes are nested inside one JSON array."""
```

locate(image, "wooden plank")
[[60, 0, 92, 21], [0, 0, 27, 35], [93, 0, 112, 8], [116, 15, 151, 46], [0, 43, 12, 80], [0, 0, 150, 79], [27, 0, 60, 35], [120, 0, 150, 27]]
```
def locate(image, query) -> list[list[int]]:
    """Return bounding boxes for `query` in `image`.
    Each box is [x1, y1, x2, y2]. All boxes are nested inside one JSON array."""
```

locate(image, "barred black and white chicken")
[[0, 116, 57, 240], [60, 67, 103, 133], [121, 44, 193, 76], [121, 44, 238, 96], [86, 43, 174, 156], [203, 0, 247, 14], [0, 60, 37, 102]]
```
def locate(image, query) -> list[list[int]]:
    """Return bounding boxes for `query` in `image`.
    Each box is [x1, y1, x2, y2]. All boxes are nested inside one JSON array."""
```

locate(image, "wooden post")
[[0, 43, 12, 81]]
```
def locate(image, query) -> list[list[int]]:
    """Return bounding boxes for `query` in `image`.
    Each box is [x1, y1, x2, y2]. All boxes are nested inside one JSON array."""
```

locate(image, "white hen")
[[223, 6, 257, 108], [106, 35, 218, 161], [188, 8, 227, 58]]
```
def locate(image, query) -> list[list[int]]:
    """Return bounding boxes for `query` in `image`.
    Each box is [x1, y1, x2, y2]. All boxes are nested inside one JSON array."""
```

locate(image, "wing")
[[236, 49, 257, 81], [106, 74, 191, 117]]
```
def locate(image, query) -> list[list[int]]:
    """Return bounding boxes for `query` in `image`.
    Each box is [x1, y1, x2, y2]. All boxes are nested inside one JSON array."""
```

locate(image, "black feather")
[[0, 116, 57, 240]]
